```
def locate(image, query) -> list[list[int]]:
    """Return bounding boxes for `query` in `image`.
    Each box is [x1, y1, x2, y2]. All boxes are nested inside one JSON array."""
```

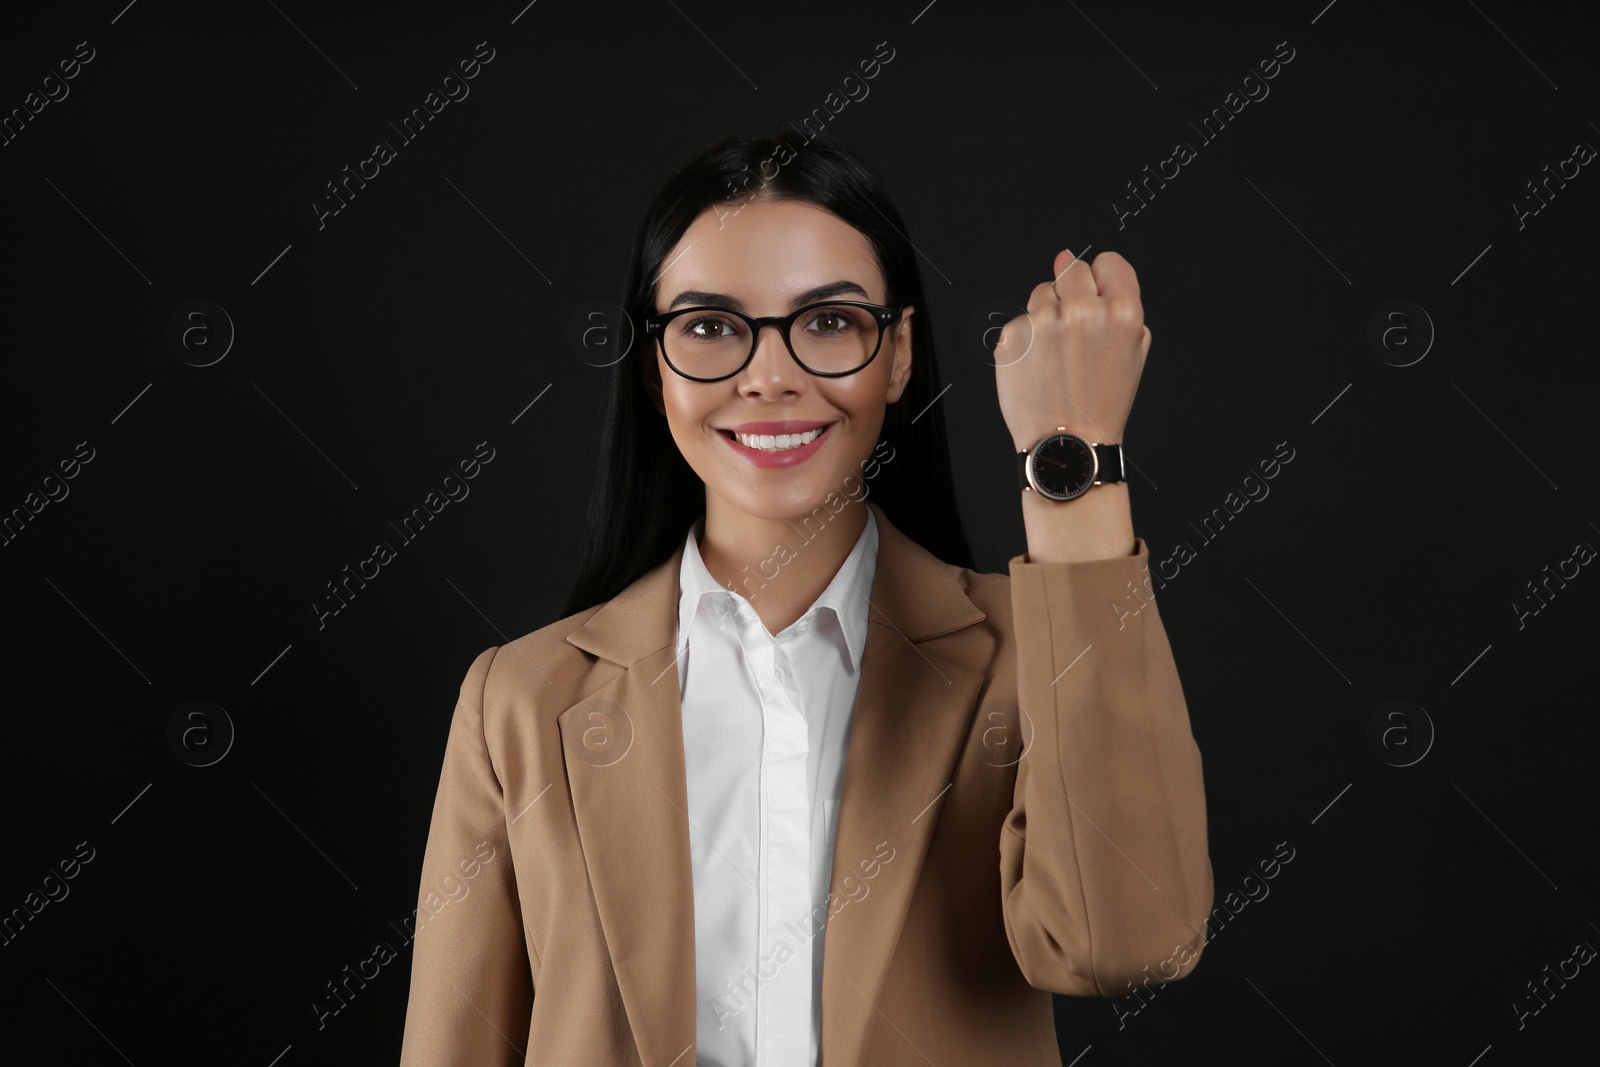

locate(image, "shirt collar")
[[676, 505, 879, 672]]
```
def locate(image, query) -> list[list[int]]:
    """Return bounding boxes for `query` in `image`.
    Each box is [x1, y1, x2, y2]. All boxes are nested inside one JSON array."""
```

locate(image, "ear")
[[884, 305, 914, 405]]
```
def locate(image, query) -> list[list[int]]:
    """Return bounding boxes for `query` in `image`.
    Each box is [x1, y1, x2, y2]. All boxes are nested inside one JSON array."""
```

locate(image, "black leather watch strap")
[[1095, 443, 1125, 483]]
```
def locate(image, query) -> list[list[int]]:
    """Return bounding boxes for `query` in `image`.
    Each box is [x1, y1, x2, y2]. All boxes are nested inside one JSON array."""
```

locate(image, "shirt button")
[[775, 666, 785, 682]]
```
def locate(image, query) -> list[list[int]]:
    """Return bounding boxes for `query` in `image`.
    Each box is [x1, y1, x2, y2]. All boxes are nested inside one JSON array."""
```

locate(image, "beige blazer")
[[399, 498, 1212, 1066]]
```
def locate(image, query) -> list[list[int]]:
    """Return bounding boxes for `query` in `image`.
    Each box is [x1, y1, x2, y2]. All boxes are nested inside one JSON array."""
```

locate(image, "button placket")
[[749, 623, 810, 1058]]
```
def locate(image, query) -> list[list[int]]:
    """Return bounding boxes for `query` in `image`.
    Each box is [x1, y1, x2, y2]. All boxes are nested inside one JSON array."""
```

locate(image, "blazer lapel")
[[560, 534, 696, 1065], [818, 502, 990, 1067], [560, 500, 989, 1067]]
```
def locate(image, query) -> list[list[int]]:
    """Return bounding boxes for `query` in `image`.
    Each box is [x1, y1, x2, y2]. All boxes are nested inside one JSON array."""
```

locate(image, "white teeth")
[[733, 426, 826, 451]]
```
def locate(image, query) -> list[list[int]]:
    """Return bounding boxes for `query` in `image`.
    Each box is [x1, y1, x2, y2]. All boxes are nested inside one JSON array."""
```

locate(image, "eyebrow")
[[664, 279, 872, 312]]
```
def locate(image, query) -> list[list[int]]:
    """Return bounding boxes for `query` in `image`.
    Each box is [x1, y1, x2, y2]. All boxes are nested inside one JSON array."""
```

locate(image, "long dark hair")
[[560, 126, 974, 619]]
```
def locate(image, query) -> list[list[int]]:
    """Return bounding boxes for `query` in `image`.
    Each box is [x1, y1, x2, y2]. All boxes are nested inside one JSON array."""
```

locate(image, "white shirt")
[[675, 506, 879, 1067]]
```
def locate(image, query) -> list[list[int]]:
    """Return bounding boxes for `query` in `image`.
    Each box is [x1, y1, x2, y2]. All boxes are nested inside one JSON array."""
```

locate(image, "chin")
[[731, 485, 839, 523]]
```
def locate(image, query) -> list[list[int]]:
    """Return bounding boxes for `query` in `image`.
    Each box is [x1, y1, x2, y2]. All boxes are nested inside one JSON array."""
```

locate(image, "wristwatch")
[[1016, 428, 1124, 501]]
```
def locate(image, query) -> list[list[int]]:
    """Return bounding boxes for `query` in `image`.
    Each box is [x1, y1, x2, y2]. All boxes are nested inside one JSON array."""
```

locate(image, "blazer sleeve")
[[999, 537, 1213, 997], [399, 646, 535, 1065]]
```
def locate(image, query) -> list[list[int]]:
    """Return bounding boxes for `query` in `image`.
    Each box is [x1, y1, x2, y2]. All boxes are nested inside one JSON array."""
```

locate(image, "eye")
[[803, 306, 864, 336], [680, 312, 743, 342]]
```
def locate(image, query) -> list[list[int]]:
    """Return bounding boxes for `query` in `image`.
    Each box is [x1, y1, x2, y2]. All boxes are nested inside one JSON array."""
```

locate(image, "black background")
[[1, 1, 1596, 1064]]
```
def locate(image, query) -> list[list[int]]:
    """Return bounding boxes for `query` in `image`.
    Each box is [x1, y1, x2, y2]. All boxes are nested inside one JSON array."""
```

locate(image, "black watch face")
[[1030, 434, 1096, 500]]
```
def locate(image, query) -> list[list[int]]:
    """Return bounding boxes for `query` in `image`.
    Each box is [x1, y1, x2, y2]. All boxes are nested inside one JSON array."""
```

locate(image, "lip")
[[717, 420, 837, 469]]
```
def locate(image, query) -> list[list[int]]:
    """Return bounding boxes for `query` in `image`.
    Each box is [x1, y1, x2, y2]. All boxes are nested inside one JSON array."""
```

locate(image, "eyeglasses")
[[644, 300, 904, 383]]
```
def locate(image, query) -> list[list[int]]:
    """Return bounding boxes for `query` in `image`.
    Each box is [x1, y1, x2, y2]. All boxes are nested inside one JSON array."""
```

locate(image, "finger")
[[1051, 246, 1098, 304], [1088, 250, 1142, 305], [1051, 247, 1076, 280], [1024, 275, 1061, 320]]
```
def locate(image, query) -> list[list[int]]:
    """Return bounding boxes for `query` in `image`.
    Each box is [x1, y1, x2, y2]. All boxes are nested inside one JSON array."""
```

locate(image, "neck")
[[697, 495, 870, 636]]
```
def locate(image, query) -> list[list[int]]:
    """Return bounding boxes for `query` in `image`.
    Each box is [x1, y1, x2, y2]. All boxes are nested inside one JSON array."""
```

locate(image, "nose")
[[736, 321, 805, 397]]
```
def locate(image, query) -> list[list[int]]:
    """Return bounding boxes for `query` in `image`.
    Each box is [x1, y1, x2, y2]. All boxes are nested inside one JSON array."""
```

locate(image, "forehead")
[[658, 198, 883, 303]]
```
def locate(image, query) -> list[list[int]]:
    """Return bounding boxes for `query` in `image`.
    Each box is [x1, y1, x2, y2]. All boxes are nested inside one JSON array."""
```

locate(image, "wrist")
[[1013, 426, 1124, 451], [1019, 480, 1136, 562]]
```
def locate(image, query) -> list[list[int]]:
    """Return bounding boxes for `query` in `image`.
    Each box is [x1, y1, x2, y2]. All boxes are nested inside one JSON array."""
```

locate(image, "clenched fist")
[[994, 248, 1153, 452]]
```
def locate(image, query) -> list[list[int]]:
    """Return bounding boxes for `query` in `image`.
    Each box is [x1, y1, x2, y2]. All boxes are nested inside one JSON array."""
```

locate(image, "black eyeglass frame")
[[643, 300, 905, 383]]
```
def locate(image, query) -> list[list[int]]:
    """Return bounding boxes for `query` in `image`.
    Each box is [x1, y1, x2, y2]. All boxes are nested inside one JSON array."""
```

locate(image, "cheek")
[[829, 378, 890, 435], [659, 381, 716, 455]]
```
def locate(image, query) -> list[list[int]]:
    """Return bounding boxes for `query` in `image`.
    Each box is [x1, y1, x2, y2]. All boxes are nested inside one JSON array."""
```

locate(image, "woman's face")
[[648, 197, 914, 523]]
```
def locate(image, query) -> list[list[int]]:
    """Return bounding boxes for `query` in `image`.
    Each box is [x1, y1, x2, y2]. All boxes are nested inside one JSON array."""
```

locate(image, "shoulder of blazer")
[[471, 600, 617, 730], [473, 522, 695, 721]]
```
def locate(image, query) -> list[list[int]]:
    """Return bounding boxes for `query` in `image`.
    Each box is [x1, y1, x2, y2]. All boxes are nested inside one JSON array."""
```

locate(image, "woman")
[[399, 128, 1212, 1066]]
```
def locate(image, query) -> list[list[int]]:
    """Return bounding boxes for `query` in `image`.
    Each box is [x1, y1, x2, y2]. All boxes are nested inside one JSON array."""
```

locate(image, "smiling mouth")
[[720, 425, 833, 452]]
